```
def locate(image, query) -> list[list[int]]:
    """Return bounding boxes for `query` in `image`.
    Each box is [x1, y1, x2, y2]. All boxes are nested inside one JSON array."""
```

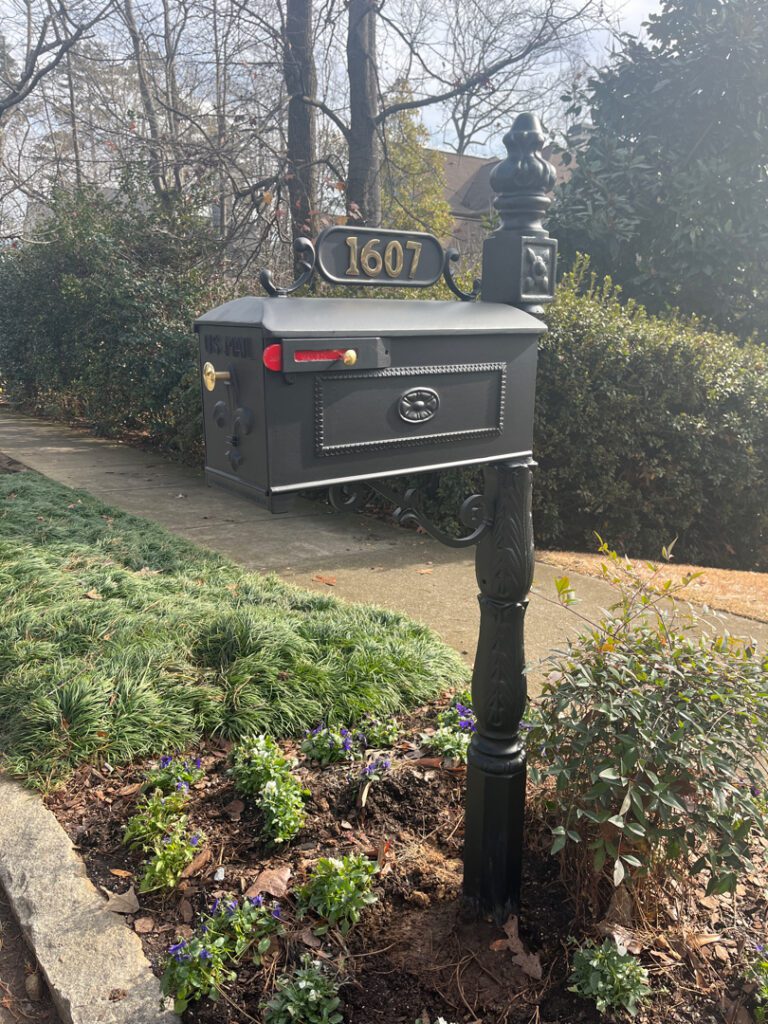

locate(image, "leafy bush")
[[297, 854, 378, 935], [231, 735, 307, 844], [262, 956, 343, 1024], [123, 789, 189, 852], [138, 822, 203, 893], [534, 262, 768, 569], [569, 938, 651, 1017], [357, 715, 399, 749], [161, 895, 283, 1014], [0, 184, 225, 459], [528, 546, 768, 895], [421, 726, 471, 763]]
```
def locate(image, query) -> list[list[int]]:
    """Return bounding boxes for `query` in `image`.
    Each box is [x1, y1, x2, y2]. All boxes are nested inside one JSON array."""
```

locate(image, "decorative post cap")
[[480, 113, 558, 313]]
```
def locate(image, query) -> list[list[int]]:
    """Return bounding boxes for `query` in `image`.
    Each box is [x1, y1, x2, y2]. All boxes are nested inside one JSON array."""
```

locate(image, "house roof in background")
[[432, 147, 571, 221]]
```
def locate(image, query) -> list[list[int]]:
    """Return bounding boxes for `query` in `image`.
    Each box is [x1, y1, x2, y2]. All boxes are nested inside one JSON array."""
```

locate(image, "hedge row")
[[1, 193, 765, 570], [0, 187, 220, 461]]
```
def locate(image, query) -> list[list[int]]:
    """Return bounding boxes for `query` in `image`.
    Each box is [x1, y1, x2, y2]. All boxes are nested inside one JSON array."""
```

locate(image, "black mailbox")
[[196, 296, 545, 511], [196, 113, 562, 923]]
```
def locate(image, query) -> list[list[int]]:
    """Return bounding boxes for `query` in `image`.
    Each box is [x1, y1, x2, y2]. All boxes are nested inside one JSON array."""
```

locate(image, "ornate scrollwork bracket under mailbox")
[[328, 479, 490, 549]]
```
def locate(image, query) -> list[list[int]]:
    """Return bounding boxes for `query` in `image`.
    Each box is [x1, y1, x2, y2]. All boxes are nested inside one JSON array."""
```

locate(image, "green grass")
[[0, 472, 468, 787]]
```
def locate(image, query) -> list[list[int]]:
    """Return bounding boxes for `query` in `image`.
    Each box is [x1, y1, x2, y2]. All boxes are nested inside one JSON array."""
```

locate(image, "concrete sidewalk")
[[1, 407, 766, 690]]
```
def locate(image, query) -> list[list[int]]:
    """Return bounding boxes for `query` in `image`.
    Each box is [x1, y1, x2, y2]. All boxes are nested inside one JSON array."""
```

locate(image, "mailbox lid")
[[195, 296, 547, 337]]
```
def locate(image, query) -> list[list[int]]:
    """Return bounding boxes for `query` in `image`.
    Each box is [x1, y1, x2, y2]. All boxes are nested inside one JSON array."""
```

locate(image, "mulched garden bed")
[[43, 700, 766, 1024]]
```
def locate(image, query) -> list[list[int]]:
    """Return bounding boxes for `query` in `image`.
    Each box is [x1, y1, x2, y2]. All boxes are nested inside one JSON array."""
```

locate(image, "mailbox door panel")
[[264, 333, 537, 491], [198, 326, 268, 495], [315, 363, 505, 455]]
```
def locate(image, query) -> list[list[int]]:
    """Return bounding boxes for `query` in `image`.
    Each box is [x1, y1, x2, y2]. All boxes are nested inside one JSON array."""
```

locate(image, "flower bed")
[[44, 691, 768, 1024]]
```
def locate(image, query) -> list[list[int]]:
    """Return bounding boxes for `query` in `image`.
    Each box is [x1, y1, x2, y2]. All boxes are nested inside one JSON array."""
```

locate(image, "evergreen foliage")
[[552, 0, 768, 337]]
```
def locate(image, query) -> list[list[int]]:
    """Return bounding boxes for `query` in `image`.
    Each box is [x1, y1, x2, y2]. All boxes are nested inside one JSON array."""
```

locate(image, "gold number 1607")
[[345, 237, 423, 279]]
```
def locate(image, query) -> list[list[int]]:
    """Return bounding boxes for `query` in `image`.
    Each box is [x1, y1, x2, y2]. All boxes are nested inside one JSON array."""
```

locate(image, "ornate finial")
[[491, 114, 556, 204], [480, 113, 558, 312]]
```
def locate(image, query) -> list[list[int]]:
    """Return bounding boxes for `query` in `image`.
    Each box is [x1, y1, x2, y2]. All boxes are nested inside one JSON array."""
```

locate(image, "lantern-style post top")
[[481, 113, 558, 314]]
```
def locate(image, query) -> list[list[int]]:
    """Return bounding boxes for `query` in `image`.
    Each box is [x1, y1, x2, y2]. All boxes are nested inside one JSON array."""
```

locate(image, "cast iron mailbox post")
[[196, 113, 557, 922]]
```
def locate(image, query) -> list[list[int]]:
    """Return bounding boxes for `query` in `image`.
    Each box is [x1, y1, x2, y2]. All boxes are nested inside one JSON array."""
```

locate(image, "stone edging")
[[0, 775, 178, 1024]]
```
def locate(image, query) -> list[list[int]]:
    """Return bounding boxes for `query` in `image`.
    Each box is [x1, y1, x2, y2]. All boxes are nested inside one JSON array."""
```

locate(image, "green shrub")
[[534, 260, 768, 570], [569, 938, 651, 1017], [0, 183, 225, 459], [301, 725, 357, 766], [744, 943, 768, 1023], [528, 546, 768, 896]]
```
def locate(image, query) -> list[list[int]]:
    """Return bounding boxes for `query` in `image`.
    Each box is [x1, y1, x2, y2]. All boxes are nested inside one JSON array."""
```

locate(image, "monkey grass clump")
[[0, 472, 468, 786]]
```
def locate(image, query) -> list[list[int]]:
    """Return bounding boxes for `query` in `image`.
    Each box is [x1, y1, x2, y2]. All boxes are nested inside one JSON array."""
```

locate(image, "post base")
[[462, 749, 526, 923]]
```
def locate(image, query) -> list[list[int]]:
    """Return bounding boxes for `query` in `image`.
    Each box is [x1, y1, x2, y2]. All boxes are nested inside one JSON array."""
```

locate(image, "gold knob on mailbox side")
[[342, 349, 358, 366], [202, 362, 231, 391]]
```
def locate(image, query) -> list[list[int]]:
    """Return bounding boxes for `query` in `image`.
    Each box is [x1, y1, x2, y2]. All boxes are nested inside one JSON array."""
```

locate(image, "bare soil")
[[43, 701, 767, 1024], [0, 888, 60, 1024]]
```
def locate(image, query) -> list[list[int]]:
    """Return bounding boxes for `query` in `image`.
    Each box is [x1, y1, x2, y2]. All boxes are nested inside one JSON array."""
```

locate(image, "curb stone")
[[0, 775, 178, 1024]]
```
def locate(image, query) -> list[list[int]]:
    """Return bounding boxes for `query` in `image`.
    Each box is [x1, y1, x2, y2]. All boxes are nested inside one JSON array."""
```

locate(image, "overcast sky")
[[612, 0, 663, 33]]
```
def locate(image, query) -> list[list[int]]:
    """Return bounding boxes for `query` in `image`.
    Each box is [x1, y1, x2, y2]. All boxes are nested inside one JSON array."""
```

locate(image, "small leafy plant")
[[262, 955, 343, 1024], [297, 854, 378, 935], [438, 692, 476, 733], [123, 789, 188, 851], [420, 692, 475, 763], [138, 824, 203, 893], [528, 544, 768, 894], [301, 724, 356, 766], [161, 895, 283, 1014], [569, 938, 651, 1017], [124, 779, 204, 892], [421, 726, 471, 763], [144, 753, 204, 795], [745, 943, 768, 1023], [358, 715, 399, 748], [231, 735, 308, 844]]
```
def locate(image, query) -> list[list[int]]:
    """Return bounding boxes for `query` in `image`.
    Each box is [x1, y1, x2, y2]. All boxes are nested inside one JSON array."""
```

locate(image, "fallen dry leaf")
[[490, 916, 543, 980], [411, 757, 443, 769], [115, 783, 142, 798], [84, 590, 103, 600], [223, 799, 245, 821], [109, 868, 133, 879], [180, 847, 212, 879], [298, 927, 322, 949], [133, 916, 155, 934], [340, 820, 353, 830], [245, 864, 292, 899], [179, 898, 194, 924], [104, 886, 140, 914], [597, 923, 644, 955]]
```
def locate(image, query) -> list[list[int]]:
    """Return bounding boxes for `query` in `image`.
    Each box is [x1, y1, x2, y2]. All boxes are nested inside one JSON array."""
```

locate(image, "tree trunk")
[[346, 0, 380, 226], [284, 0, 316, 244]]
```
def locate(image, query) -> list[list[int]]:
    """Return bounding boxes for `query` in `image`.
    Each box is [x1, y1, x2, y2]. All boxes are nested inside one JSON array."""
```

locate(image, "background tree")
[[552, 0, 768, 338]]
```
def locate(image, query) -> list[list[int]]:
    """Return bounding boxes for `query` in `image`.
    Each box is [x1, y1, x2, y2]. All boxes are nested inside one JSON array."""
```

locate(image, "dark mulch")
[[42, 699, 766, 1024]]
